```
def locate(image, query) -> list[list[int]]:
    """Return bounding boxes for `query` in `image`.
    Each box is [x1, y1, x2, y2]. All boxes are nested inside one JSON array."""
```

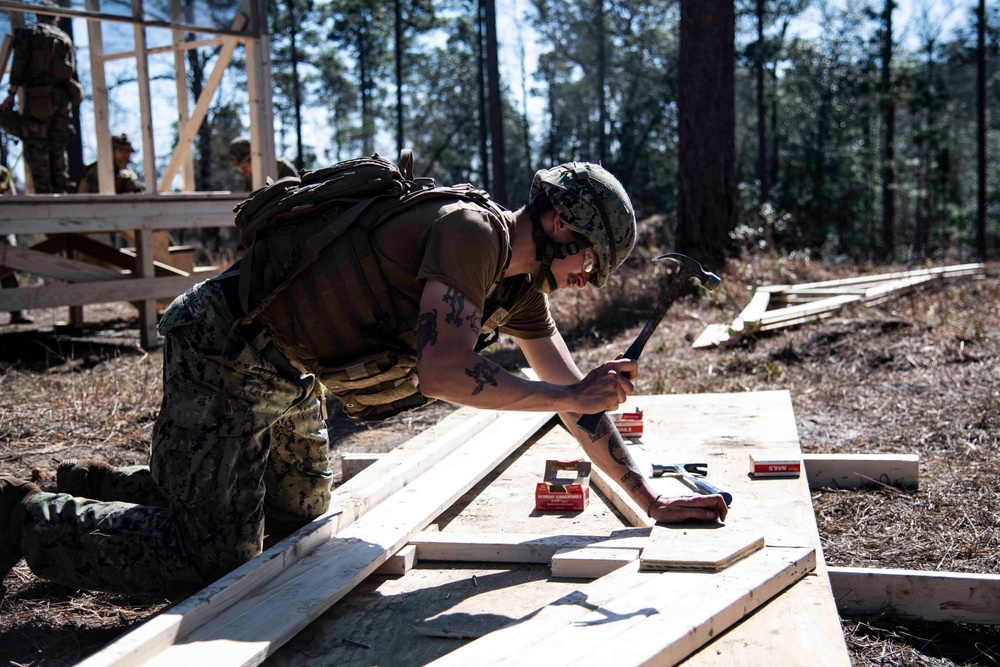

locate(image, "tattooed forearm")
[[620, 470, 644, 493], [416, 310, 438, 360], [442, 288, 466, 327], [606, 428, 639, 468], [466, 310, 481, 334], [465, 360, 499, 395], [588, 415, 612, 442]]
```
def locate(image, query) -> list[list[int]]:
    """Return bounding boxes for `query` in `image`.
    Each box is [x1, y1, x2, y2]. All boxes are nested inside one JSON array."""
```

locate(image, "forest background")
[[0, 0, 997, 265]]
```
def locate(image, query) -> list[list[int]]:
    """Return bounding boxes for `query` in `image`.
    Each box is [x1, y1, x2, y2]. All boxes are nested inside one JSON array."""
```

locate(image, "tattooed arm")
[[518, 332, 728, 524], [416, 279, 635, 414]]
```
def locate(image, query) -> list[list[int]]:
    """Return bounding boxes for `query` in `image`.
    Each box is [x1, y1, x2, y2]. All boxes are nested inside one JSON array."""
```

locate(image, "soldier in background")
[[76, 133, 144, 194], [228, 137, 297, 192], [0, 0, 84, 194], [0, 165, 31, 324]]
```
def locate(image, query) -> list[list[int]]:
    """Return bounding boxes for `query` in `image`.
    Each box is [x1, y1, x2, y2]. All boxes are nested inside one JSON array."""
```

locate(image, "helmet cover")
[[529, 162, 636, 287]]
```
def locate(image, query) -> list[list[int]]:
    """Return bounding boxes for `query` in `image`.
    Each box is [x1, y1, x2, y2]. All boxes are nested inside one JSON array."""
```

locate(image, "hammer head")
[[654, 253, 722, 290]]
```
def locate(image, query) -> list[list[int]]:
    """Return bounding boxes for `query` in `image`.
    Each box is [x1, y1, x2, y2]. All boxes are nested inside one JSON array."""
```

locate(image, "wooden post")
[[134, 227, 157, 348], [244, 0, 276, 190], [170, 0, 195, 192], [132, 0, 156, 195]]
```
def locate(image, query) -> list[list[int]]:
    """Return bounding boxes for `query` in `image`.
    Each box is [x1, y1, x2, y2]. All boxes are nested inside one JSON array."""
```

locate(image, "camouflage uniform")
[[7, 21, 80, 193], [18, 275, 332, 594], [76, 163, 144, 194], [228, 137, 298, 191], [76, 133, 144, 194]]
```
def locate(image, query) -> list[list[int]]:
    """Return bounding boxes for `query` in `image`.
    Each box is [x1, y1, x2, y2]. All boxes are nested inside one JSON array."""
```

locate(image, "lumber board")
[[777, 263, 985, 291], [803, 453, 918, 490], [431, 546, 815, 666], [640, 527, 765, 571], [731, 289, 771, 330], [0, 241, 125, 282], [78, 406, 500, 667], [589, 461, 656, 528], [134, 410, 555, 667], [0, 273, 215, 312], [376, 544, 418, 576], [340, 452, 383, 481], [691, 322, 733, 348], [0, 194, 243, 235], [757, 294, 861, 324], [550, 546, 639, 579], [829, 567, 1000, 624], [410, 530, 651, 564]]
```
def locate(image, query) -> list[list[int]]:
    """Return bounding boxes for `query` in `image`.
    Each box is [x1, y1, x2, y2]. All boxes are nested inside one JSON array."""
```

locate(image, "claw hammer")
[[576, 253, 722, 437], [652, 462, 733, 506]]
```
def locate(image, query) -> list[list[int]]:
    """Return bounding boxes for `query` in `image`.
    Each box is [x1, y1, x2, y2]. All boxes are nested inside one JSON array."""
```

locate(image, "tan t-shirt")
[[369, 198, 555, 341]]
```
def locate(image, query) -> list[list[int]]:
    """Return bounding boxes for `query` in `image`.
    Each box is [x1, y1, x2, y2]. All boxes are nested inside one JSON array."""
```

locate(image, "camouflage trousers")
[[19, 277, 332, 595], [21, 103, 74, 194]]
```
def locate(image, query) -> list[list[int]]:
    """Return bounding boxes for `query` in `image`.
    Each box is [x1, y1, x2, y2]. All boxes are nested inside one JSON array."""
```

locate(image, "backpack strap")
[[398, 149, 413, 180], [239, 192, 385, 316]]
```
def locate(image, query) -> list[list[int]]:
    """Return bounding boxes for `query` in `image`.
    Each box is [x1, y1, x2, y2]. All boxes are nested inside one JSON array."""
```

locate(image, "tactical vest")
[[233, 153, 512, 422]]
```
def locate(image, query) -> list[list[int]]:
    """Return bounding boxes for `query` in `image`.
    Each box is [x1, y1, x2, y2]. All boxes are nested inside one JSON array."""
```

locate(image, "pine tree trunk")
[[880, 0, 895, 261], [483, 0, 507, 205], [676, 0, 737, 268]]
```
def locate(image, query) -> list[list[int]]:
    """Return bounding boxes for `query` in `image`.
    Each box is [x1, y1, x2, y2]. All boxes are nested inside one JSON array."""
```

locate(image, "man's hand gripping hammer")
[[576, 253, 721, 437]]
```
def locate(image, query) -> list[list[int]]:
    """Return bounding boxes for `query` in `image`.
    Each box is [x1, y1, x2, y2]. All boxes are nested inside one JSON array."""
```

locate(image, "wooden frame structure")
[[0, 0, 278, 347], [80, 391, 853, 666]]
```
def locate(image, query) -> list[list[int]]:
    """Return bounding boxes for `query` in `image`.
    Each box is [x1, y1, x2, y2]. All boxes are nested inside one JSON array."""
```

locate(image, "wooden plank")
[[691, 322, 733, 349], [431, 546, 815, 666], [333, 409, 502, 524], [641, 527, 765, 571], [0, 273, 213, 312], [411, 530, 651, 564], [77, 407, 515, 667], [170, 0, 196, 193], [829, 567, 1000, 625], [757, 294, 861, 324], [137, 410, 555, 666], [731, 289, 771, 330], [375, 544, 417, 576], [0, 242, 124, 282], [340, 452, 383, 482], [803, 454, 919, 490], [85, 0, 114, 195], [777, 263, 984, 291], [550, 546, 638, 579], [0, 195, 243, 235], [589, 462, 655, 528]]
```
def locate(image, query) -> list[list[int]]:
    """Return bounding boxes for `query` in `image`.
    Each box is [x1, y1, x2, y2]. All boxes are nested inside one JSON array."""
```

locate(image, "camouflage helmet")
[[529, 162, 636, 288], [229, 137, 251, 166], [111, 133, 133, 151]]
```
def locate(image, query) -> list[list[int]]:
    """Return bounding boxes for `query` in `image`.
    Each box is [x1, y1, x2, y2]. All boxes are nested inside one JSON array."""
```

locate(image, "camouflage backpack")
[[232, 150, 505, 421], [24, 23, 75, 81]]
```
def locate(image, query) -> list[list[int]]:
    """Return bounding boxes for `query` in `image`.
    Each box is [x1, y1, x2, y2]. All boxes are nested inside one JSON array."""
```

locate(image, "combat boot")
[[1, 475, 41, 587], [57, 459, 116, 500]]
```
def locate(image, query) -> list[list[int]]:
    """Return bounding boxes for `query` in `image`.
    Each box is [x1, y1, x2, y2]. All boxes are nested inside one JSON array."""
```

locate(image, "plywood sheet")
[[640, 526, 765, 571]]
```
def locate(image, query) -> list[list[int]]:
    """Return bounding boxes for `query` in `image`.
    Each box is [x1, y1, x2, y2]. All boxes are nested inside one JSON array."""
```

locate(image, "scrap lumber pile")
[[693, 263, 986, 349]]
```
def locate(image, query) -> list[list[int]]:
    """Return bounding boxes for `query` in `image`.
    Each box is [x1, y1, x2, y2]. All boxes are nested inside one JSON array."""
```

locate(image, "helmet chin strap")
[[527, 197, 591, 293]]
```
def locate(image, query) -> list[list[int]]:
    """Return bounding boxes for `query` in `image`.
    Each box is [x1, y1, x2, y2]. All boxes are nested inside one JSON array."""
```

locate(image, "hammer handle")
[[687, 476, 733, 507], [576, 369, 633, 437]]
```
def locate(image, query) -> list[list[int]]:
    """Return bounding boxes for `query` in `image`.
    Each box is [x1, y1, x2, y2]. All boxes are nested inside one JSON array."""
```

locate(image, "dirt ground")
[[0, 253, 998, 666]]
